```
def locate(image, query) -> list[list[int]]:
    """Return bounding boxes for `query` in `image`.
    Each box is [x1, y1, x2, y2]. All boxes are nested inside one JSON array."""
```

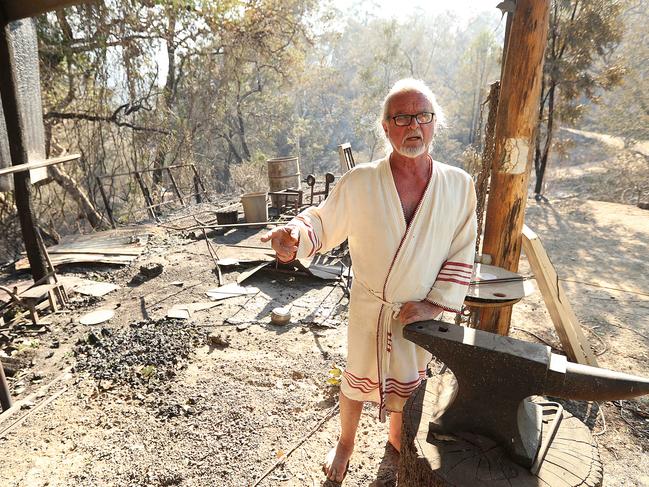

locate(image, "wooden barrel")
[[399, 376, 603, 486], [267, 156, 301, 207]]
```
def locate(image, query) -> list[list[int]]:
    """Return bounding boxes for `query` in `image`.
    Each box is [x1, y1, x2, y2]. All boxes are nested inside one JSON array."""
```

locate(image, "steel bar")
[[470, 276, 533, 285], [202, 228, 222, 286], [193, 175, 202, 203], [530, 401, 563, 475], [193, 222, 283, 230], [190, 164, 210, 202], [134, 172, 158, 220], [95, 176, 117, 228], [165, 167, 185, 206], [0, 362, 11, 411]]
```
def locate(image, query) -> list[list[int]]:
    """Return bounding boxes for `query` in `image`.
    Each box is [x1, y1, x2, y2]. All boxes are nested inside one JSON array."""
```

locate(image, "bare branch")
[[44, 111, 170, 135]]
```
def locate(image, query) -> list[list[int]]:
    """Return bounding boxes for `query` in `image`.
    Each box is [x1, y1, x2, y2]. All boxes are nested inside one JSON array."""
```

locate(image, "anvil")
[[403, 320, 649, 468]]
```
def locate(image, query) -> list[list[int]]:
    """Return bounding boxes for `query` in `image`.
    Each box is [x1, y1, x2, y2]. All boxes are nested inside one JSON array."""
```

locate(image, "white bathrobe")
[[289, 156, 477, 419]]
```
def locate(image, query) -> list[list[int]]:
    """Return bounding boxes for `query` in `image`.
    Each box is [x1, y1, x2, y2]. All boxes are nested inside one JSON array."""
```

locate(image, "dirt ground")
[[1, 140, 648, 486]]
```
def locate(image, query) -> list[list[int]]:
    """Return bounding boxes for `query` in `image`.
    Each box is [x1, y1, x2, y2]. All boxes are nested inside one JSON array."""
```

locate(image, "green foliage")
[[545, 0, 625, 125], [534, 0, 626, 194], [2, 1, 635, 256], [584, 1, 649, 139], [35, 1, 505, 226]]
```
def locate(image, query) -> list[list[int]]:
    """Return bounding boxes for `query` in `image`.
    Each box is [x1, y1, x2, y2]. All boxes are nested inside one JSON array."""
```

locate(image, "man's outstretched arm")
[[261, 225, 300, 263]]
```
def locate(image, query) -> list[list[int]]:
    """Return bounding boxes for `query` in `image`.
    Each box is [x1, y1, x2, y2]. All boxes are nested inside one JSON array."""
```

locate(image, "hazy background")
[[0, 0, 646, 261]]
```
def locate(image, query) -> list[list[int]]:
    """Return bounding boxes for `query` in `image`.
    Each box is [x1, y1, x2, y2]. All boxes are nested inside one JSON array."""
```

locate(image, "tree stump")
[[399, 375, 603, 486]]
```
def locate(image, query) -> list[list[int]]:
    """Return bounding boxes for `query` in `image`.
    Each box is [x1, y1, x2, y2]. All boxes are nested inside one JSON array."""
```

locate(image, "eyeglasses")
[[391, 112, 435, 127]]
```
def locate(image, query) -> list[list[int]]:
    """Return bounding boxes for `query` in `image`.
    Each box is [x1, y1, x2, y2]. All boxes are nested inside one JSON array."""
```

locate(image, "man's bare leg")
[[324, 391, 363, 482], [388, 411, 402, 452]]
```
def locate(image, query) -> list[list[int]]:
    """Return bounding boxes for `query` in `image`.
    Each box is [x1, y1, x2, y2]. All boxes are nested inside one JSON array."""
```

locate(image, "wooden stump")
[[399, 375, 603, 486]]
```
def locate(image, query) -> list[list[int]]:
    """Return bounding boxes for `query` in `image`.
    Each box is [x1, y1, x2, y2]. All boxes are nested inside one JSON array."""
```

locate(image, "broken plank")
[[15, 284, 58, 300], [521, 224, 598, 366], [0, 154, 80, 177], [237, 262, 271, 284], [206, 283, 259, 301], [15, 254, 136, 270], [167, 302, 220, 319], [58, 276, 120, 297]]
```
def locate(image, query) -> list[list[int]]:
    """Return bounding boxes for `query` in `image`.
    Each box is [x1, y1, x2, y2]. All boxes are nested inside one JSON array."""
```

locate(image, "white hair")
[[377, 78, 447, 156], [381, 78, 446, 128]]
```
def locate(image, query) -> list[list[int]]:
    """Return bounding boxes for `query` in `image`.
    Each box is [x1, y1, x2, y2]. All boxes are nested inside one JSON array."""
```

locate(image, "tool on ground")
[[270, 307, 291, 326], [403, 321, 649, 468]]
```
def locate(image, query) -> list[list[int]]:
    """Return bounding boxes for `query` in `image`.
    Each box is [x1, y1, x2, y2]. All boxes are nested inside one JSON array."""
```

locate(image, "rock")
[[291, 370, 305, 380], [140, 262, 164, 278], [86, 331, 102, 346], [207, 333, 230, 348]]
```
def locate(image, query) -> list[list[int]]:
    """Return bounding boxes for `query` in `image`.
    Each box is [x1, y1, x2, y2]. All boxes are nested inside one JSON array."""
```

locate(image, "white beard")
[[394, 141, 428, 158]]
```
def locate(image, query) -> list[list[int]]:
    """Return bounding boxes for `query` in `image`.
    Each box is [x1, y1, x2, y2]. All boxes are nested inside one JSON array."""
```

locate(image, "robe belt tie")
[[354, 277, 401, 422]]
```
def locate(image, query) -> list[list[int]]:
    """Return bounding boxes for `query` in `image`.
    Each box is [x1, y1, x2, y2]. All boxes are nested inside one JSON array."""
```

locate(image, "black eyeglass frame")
[[391, 111, 435, 127]]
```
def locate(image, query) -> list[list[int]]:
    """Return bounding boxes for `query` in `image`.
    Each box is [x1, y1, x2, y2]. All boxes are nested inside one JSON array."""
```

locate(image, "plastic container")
[[240, 192, 268, 223]]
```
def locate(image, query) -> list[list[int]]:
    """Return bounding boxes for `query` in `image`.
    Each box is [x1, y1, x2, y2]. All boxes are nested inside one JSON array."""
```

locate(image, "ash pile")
[[74, 318, 205, 387]]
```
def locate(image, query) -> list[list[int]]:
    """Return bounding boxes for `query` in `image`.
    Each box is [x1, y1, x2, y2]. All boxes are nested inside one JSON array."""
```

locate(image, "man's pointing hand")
[[261, 225, 300, 263]]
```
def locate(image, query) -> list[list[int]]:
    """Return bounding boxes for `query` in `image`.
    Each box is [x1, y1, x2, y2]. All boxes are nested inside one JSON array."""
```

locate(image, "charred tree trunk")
[[235, 108, 251, 161], [534, 81, 556, 195], [48, 164, 107, 229]]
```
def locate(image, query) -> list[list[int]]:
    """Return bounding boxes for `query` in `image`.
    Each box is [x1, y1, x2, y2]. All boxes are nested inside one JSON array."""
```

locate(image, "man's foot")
[[322, 442, 353, 483], [387, 435, 401, 453], [388, 411, 402, 453]]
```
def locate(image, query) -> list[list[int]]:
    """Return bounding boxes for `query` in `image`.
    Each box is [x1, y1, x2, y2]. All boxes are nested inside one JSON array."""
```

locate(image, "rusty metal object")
[[324, 172, 335, 199], [529, 401, 563, 476], [403, 320, 649, 468], [96, 164, 210, 225], [304, 173, 336, 205], [0, 359, 11, 411], [305, 173, 316, 204]]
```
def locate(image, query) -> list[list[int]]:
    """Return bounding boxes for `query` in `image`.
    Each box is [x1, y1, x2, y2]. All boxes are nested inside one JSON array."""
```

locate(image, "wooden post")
[[479, 0, 550, 335]]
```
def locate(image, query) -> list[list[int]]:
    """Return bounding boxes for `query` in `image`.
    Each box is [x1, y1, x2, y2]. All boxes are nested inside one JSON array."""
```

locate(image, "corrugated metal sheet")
[[0, 18, 47, 190]]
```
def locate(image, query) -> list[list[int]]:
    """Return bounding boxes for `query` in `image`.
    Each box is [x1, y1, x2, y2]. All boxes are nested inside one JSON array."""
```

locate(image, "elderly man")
[[262, 78, 476, 483]]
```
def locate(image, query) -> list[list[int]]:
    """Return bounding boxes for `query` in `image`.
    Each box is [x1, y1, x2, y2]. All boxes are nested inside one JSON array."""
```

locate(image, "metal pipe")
[[95, 176, 117, 228], [0, 361, 12, 411]]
